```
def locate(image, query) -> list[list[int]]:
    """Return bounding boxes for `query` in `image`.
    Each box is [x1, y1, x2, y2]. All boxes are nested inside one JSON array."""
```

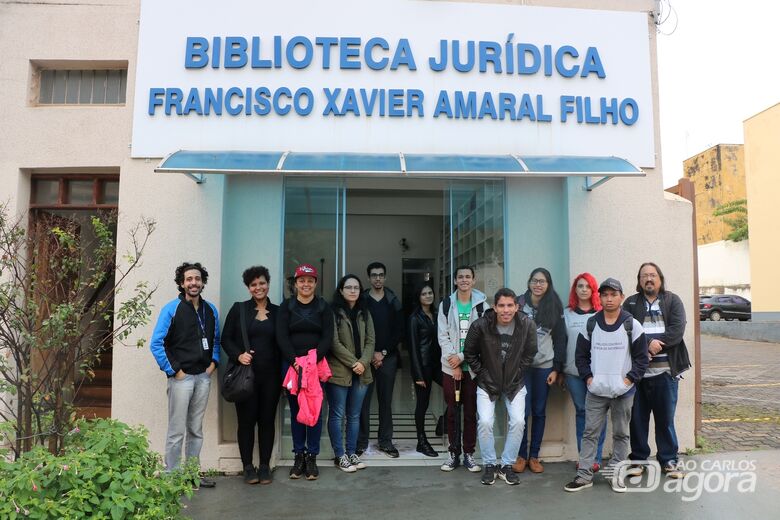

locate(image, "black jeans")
[[235, 370, 281, 467], [413, 366, 442, 435], [358, 353, 398, 449]]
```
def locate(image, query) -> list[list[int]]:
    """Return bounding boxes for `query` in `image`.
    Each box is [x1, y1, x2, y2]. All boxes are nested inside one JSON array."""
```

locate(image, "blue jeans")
[[566, 374, 607, 463], [477, 386, 527, 466], [326, 376, 369, 458], [165, 372, 211, 470], [630, 372, 680, 466], [518, 366, 553, 459], [283, 362, 324, 455]]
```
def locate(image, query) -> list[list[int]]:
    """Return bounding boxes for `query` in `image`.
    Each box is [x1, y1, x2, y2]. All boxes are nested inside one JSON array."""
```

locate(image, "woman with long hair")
[[563, 273, 607, 472], [221, 265, 281, 485], [513, 267, 566, 475], [325, 274, 375, 472], [407, 282, 443, 457]]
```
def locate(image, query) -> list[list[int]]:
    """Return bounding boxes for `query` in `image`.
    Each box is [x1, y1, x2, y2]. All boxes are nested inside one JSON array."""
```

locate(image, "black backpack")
[[441, 295, 485, 322], [586, 315, 633, 344]]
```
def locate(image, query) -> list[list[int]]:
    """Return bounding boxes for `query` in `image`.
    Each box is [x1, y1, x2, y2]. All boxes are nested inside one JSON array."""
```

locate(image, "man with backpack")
[[564, 278, 648, 493], [437, 266, 488, 473]]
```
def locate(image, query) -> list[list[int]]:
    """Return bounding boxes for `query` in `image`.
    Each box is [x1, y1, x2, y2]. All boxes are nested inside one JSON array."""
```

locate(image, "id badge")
[[201, 337, 209, 350]]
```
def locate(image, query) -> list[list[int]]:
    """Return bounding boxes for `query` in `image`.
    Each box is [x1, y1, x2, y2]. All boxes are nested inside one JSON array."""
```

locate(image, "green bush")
[[0, 418, 198, 519]]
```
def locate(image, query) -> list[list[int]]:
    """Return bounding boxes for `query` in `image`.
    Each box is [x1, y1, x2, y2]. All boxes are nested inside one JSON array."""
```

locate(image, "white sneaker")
[[463, 453, 482, 473], [440, 452, 460, 471], [335, 454, 357, 473], [348, 453, 366, 470]]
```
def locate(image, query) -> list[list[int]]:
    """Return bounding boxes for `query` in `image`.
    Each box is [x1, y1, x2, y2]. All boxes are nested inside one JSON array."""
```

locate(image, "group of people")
[[149, 259, 690, 493]]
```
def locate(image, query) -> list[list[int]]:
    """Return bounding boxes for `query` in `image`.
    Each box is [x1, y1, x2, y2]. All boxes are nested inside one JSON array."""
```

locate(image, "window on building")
[[31, 175, 120, 208], [38, 69, 127, 105]]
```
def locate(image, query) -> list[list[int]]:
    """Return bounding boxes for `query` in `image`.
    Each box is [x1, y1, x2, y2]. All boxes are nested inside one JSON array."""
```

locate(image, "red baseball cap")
[[294, 263, 318, 280]]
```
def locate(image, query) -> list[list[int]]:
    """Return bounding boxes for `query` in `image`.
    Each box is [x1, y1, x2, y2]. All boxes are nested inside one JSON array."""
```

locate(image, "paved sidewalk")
[[184, 450, 780, 519], [701, 334, 780, 451]]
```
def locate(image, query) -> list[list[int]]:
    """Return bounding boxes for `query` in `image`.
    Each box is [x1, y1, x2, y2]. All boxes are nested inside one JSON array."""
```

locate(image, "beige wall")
[[744, 103, 780, 319], [0, 0, 695, 470], [684, 144, 746, 245]]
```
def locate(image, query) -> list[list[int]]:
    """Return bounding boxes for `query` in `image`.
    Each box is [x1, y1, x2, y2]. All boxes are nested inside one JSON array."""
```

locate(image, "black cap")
[[598, 277, 623, 293]]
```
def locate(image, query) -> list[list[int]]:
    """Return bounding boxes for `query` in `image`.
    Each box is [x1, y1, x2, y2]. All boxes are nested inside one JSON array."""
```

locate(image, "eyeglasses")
[[343, 285, 361, 291], [369, 273, 385, 279], [530, 279, 548, 286], [640, 273, 658, 280]]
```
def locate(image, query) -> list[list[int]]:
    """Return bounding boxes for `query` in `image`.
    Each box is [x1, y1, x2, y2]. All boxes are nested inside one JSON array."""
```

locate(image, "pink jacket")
[[282, 349, 332, 427]]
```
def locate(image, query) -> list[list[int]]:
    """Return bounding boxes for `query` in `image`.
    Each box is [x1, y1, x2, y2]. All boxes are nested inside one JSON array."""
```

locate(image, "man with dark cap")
[[564, 278, 648, 493]]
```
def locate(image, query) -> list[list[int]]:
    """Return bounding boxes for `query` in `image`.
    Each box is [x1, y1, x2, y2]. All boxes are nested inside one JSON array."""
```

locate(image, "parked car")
[[699, 295, 751, 321]]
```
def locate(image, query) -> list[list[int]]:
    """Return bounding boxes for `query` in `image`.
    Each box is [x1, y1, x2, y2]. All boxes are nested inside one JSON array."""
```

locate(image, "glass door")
[[282, 178, 346, 299], [280, 178, 346, 459]]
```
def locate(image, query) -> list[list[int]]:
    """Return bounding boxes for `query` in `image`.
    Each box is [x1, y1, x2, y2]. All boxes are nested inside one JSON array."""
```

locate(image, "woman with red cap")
[[276, 263, 334, 481]]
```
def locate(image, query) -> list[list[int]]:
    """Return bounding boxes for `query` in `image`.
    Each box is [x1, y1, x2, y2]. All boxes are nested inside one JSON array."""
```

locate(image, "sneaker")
[[624, 464, 645, 477], [289, 452, 306, 479], [198, 477, 216, 489], [498, 465, 519, 485], [355, 447, 366, 456], [348, 453, 367, 470], [463, 453, 481, 473], [663, 462, 685, 479], [528, 457, 544, 473], [592, 463, 601, 473], [304, 453, 319, 480], [378, 444, 400, 458], [335, 454, 357, 473], [564, 477, 593, 492], [610, 476, 628, 493], [243, 465, 259, 485], [257, 464, 272, 485], [440, 452, 460, 472], [481, 464, 497, 485], [512, 456, 527, 473]]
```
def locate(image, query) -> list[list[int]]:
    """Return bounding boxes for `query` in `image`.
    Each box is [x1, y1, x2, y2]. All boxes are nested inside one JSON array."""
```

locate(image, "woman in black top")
[[408, 282, 442, 457], [222, 265, 280, 485], [276, 263, 334, 481]]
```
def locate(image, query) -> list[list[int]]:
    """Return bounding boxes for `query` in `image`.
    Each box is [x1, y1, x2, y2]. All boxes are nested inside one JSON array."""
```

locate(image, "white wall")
[[698, 240, 751, 299]]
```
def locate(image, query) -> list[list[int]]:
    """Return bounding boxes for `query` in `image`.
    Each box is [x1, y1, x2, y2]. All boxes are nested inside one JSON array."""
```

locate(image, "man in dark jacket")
[[150, 262, 220, 488], [464, 288, 537, 485], [623, 262, 691, 479]]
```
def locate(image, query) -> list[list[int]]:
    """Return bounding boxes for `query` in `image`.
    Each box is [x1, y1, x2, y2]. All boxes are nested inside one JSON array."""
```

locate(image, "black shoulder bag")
[[221, 303, 256, 403]]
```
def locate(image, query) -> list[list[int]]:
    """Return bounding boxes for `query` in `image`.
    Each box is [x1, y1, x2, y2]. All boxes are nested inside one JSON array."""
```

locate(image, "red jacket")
[[283, 349, 332, 426]]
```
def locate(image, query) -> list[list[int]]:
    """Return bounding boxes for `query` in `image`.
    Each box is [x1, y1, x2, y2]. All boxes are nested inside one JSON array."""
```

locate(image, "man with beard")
[[623, 262, 691, 479], [357, 261, 404, 457], [150, 262, 220, 488]]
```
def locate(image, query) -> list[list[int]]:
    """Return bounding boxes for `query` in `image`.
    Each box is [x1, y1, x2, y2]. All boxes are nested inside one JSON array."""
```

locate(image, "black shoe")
[[198, 477, 216, 488], [498, 465, 519, 485], [243, 465, 259, 485], [564, 477, 593, 492], [481, 464, 497, 485], [305, 453, 319, 480], [257, 464, 272, 485], [378, 444, 400, 458], [289, 452, 306, 479], [416, 434, 438, 457]]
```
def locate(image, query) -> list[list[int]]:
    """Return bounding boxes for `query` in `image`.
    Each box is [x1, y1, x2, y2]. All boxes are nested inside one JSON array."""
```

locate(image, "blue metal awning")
[[155, 151, 643, 190]]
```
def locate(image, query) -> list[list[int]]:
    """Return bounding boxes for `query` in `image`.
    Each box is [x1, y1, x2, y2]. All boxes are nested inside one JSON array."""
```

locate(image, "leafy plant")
[[713, 198, 748, 242], [0, 203, 156, 457], [0, 418, 198, 519]]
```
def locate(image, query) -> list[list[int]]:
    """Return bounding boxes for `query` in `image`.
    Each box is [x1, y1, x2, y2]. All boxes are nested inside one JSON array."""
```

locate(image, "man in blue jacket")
[[150, 262, 220, 487]]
